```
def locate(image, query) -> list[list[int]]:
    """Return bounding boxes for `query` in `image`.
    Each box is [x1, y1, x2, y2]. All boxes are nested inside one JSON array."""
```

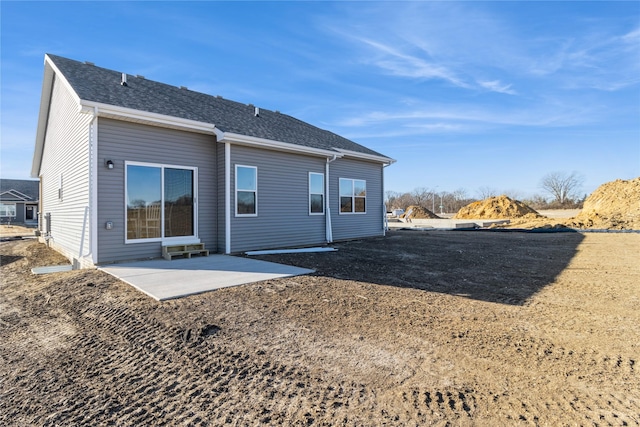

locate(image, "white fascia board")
[[1, 190, 30, 201], [332, 147, 396, 165], [32, 62, 55, 177], [44, 54, 83, 105], [218, 131, 344, 158], [79, 100, 217, 135], [32, 55, 85, 177]]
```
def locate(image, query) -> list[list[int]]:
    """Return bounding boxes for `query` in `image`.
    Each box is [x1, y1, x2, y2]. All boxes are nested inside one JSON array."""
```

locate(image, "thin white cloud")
[[527, 23, 640, 91], [326, 2, 640, 97], [621, 26, 640, 42], [324, 7, 522, 95], [335, 100, 596, 132], [353, 37, 470, 88], [478, 80, 517, 95], [341, 123, 465, 140]]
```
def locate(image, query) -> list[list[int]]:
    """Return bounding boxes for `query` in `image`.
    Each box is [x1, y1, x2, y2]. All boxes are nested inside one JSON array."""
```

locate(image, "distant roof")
[[46, 54, 390, 159], [0, 179, 39, 202]]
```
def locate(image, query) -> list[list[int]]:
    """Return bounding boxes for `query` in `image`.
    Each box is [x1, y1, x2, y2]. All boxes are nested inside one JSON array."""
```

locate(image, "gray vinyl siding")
[[16, 203, 25, 223], [0, 202, 24, 223], [229, 145, 327, 253], [97, 119, 216, 263], [330, 158, 384, 240], [39, 75, 91, 261], [216, 142, 226, 253]]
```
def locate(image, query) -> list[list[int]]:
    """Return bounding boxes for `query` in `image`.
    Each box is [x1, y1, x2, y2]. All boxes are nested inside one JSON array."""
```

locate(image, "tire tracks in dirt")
[[5, 274, 638, 426], [2, 284, 391, 425], [2, 236, 640, 425]]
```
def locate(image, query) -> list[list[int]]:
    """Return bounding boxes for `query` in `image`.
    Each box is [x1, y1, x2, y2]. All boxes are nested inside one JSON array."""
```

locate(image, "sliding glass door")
[[126, 162, 197, 242], [164, 168, 194, 238]]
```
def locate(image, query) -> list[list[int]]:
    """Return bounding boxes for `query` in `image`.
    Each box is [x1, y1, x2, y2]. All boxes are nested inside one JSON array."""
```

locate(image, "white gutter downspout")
[[225, 141, 231, 254], [382, 163, 391, 236], [80, 106, 98, 264], [325, 155, 337, 243]]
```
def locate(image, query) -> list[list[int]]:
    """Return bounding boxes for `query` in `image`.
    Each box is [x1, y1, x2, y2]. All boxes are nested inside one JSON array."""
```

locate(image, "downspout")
[[80, 106, 98, 262], [90, 108, 99, 263], [325, 155, 337, 243], [382, 163, 390, 236], [225, 141, 231, 254]]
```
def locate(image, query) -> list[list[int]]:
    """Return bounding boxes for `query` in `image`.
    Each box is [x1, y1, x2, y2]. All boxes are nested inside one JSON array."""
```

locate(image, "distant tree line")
[[386, 171, 585, 214], [385, 187, 476, 214]]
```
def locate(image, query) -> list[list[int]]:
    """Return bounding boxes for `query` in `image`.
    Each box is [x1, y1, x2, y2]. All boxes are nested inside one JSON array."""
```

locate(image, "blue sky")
[[2, 1, 639, 198]]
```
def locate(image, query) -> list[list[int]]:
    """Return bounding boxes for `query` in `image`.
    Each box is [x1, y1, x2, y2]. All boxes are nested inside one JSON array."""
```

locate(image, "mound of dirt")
[[568, 177, 640, 229], [454, 195, 541, 219], [400, 205, 441, 219]]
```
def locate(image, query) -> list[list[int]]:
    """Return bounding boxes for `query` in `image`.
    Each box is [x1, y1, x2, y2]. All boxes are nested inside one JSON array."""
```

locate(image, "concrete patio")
[[99, 255, 314, 301]]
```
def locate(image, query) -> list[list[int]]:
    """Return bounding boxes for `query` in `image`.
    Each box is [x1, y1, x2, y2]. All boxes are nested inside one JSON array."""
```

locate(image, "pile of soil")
[[400, 205, 441, 219], [454, 195, 541, 219], [568, 177, 640, 229]]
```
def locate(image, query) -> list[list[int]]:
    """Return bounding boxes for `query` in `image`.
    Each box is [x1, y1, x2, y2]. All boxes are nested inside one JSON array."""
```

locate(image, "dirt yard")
[[1, 230, 639, 426], [0, 225, 37, 239]]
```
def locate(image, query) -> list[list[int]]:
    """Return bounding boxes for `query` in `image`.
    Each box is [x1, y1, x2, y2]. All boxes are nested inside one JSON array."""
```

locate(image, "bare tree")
[[411, 187, 431, 208], [450, 188, 472, 212], [503, 189, 523, 201], [385, 190, 399, 201], [452, 188, 468, 201], [385, 191, 414, 210], [540, 171, 584, 204], [387, 187, 480, 214], [385, 191, 400, 210], [477, 186, 498, 200], [523, 194, 551, 210]]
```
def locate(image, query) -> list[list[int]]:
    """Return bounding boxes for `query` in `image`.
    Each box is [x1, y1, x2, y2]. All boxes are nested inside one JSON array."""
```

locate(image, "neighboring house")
[[0, 179, 39, 226], [31, 54, 395, 268]]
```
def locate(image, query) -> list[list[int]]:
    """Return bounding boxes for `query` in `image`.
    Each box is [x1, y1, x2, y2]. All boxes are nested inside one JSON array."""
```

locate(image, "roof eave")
[[79, 101, 218, 135], [217, 131, 345, 158], [332, 148, 396, 165], [81, 102, 344, 159], [74, 102, 364, 161]]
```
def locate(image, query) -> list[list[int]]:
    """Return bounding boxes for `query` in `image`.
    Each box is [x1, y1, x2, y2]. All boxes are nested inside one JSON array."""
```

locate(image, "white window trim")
[[0, 202, 17, 217], [339, 178, 367, 215], [235, 164, 258, 217], [309, 172, 325, 216], [124, 161, 198, 244]]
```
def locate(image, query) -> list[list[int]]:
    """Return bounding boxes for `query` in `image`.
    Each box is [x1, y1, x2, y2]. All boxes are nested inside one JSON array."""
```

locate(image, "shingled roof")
[[0, 179, 39, 202], [46, 54, 390, 159]]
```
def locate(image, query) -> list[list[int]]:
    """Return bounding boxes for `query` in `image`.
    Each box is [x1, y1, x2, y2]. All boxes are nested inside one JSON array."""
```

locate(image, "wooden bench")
[[162, 243, 209, 260]]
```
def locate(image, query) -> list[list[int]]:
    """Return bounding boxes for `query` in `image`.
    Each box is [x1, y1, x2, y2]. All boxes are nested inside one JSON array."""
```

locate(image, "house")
[[31, 54, 395, 268], [0, 179, 39, 226]]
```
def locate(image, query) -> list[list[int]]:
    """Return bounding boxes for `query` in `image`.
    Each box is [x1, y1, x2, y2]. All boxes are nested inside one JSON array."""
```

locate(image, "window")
[[309, 172, 324, 215], [126, 162, 196, 242], [339, 178, 366, 214], [0, 203, 16, 217], [236, 165, 257, 216]]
